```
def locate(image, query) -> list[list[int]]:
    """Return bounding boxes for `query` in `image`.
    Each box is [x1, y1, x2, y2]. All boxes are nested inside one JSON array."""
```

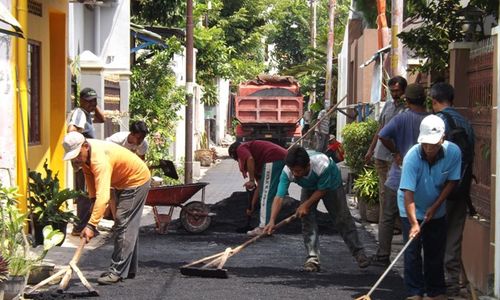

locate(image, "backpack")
[[439, 111, 475, 207]]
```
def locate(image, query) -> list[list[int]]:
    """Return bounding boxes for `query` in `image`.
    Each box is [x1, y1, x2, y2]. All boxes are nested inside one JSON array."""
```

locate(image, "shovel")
[[150, 159, 178, 179], [180, 214, 297, 278]]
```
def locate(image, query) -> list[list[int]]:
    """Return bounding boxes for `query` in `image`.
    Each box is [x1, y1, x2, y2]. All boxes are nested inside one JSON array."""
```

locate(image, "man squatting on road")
[[228, 140, 287, 236], [62, 131, 151, 285], [264, 146, 370, 271]]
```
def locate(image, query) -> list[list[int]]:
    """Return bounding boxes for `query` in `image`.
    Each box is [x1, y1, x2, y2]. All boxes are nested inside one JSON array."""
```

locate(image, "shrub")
[[341, 119, 378, 175]]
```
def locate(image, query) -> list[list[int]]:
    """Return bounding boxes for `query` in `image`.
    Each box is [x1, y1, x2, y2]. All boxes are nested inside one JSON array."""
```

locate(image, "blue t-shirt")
[[379, 110, 429, 190], [276, 151, 342, 197], [398, 141, 462, 220]]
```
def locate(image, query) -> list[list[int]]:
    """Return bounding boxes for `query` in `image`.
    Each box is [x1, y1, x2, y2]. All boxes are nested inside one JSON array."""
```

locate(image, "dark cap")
[[405, 84, 425, 100], [80, 87, 98, 100]]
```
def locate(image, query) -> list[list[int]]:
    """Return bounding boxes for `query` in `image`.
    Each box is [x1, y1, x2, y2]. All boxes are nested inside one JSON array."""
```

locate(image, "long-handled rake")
[[26, 239, 99, 297], [355, 222, 425, 300], [180, 214, 297, 278]]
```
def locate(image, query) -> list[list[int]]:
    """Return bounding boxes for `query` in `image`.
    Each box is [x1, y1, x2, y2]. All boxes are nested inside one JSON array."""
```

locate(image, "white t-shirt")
[[68, 108, 95, 138], [106, 131, 149, 156]]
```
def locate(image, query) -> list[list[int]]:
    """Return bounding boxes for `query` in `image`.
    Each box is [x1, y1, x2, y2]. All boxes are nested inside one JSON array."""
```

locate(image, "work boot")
[[303, 257, 320, 272], [355, 253, 370, 269], [97, 272, 122, 285]]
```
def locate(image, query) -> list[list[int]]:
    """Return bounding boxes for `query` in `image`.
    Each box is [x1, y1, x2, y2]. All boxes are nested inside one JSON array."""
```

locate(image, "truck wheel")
[[180, 201, 211, 233]]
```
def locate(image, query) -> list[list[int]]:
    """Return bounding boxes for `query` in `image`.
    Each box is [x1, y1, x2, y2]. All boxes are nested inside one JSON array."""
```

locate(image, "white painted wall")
[[215, 77, 230, 144], [336, 14, 349, 142], [99, 0, 130, 72], [0, 0, 16, 186]]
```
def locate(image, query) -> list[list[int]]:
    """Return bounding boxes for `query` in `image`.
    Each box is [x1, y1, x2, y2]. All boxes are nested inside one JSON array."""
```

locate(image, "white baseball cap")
[[63, 131, 85, 160], [417, 115, 445, 144]]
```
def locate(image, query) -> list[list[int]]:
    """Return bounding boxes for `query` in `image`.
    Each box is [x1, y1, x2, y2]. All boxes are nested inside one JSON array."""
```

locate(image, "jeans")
[[376, 186, 399, 257], [301, 187, 364, 262], [401, 217, 447, 297]]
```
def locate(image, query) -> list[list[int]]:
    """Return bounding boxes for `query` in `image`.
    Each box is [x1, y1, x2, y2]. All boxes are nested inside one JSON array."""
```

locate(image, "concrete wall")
[[215, 77, 230, 144], [355, 29, 378, 103]]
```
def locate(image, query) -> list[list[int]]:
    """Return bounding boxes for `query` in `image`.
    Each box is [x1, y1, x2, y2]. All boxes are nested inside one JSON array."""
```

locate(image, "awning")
[[0, 2, 23, 38]]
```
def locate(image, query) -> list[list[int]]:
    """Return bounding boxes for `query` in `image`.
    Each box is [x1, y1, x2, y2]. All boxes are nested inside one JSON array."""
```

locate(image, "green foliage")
[[0, 254, 8, 282], [129, 41, 186, 172], [28, 160, 81, 225], [341, 119, 378, 175], [199, 131, 209, 149], [353, 167, 379, 205], [0, 185, 61, 276], [131, 0, 185, 26]]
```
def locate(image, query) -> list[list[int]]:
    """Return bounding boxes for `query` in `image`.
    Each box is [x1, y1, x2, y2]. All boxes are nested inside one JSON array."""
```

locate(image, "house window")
[[28, 40, 41, 145]]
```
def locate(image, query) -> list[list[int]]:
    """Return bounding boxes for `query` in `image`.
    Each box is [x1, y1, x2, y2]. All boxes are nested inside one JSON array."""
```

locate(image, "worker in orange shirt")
[[62, 132, 151, 285]]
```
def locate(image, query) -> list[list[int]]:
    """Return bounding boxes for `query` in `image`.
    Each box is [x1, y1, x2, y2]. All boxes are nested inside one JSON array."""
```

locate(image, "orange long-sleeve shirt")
[[82, 139, 151, 226]]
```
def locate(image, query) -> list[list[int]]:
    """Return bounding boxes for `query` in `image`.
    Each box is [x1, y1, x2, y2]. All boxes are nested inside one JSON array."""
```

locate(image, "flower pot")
[[194, 149, 213, 167], [358, 199, 367, 221], [28, 263, 55, 285], [32, 221, 68, 247], [365, 203, 380, 223], [3, 276, 27, 300]]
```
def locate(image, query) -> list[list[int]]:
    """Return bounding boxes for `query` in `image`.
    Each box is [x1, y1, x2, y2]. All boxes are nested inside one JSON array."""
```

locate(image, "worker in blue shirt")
[[264, 146, 369, 271], [399, 115, 461, 300]]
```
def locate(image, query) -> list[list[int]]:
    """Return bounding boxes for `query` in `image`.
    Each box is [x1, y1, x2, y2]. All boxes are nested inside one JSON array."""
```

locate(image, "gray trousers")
[[376, 186, 399, 257], [314, 132, 329, 153], [74, 169, 92, 232], [444, 198, 467, 287], [109, 180, 150, 277], [301, 187, 364, 262], [374, 158, 391, 224]]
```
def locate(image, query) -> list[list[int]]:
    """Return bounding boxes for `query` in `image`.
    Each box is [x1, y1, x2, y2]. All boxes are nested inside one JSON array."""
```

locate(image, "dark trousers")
[[73, 169, 92, 232], [402, 216, 447, 297], [109, 180, 150, 277]]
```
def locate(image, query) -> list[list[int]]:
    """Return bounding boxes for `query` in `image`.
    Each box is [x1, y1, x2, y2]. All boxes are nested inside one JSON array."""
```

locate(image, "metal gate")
[[466, 38, 493, 219]]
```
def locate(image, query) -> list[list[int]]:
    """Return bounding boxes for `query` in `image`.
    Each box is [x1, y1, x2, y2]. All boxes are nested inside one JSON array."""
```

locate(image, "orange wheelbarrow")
[[146, 182, 213, 234]]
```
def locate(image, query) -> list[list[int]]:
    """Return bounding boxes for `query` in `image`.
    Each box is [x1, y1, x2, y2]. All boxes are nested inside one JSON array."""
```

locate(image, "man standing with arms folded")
[[430, 82, 476, 296], [67, 87, 106, 235], [399, 115, 461, 300], [365, 76, 407, 224], [228, 140, 287, 236], [264, 146, 369, 271], [62, 131, 151, 285]]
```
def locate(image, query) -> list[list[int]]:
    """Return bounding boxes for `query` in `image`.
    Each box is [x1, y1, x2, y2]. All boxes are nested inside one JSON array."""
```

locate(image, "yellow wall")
[[27, 1, 67, 186]]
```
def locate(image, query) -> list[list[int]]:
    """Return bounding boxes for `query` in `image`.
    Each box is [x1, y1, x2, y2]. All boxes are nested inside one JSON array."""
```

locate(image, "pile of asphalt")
[[208, 192, 337, 234]]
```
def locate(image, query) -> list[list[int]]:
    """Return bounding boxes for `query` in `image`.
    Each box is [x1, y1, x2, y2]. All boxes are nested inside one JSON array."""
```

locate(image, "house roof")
[[0, 2, 23, 38]]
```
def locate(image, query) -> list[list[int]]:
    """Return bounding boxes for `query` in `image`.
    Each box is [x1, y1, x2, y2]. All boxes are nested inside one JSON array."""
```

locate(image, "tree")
[[129, 39, 186, 166], [397, 0, 497, 74]]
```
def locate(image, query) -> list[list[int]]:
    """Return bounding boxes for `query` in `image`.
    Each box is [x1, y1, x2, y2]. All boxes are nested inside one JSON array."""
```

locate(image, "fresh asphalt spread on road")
[[31, 158, 407, 300]]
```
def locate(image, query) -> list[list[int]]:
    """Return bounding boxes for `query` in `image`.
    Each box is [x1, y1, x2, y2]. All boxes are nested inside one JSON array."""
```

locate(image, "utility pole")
[[391, 0, 403, 76], [376, 0, 390, 49], [185, 0, 194, 184], [324, 0, 335, 109], [309, 0, 317, 108]]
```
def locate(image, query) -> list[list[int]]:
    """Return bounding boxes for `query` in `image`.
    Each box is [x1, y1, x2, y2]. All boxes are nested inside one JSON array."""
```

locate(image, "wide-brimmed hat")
[[329, 134, 336, 141], [63, 131, 85, 160], [417, 115, 445, 144]]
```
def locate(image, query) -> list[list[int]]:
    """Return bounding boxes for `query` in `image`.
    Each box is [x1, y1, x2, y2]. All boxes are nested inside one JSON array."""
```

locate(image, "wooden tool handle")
[[231, 214, 297, 256], [70, 238, 86, 265]]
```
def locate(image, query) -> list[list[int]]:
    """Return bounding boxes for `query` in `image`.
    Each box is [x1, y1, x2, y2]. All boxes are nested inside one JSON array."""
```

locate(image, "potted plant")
[[0, 254, 8, 300], [341, 119, 378, 175], [28, 160, 81, 246], [194, 131, 213, 167], [0, 185, 64, 299], [353, 167, 380, 223]]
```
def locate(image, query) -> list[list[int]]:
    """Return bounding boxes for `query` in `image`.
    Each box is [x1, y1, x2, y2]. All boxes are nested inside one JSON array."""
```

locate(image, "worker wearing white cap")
[[62, 131, 150, 285], [398, 115, 462, 300]]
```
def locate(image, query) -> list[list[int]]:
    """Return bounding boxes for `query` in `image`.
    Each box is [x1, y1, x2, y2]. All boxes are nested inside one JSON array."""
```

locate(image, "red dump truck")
[[234, 75, 303, 147]]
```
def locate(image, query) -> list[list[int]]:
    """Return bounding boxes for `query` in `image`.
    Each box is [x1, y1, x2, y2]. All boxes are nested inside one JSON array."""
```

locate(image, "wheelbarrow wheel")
[[180, 201, 211, 233]]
